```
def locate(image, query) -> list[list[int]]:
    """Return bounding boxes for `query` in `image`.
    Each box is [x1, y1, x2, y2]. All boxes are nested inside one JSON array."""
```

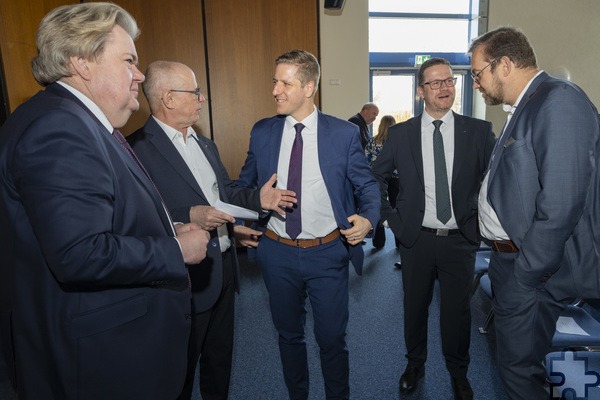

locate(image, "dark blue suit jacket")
[[236, 112, 380, 274], [487, 72, 600, 300], [129, 117, 262, 312], [372, 112, 495, 247], [0, 84, 191, 399]]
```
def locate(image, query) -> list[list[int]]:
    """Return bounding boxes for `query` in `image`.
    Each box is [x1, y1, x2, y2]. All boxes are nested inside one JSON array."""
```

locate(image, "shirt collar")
[[57, 81, 113, 133], [504, 70, 544, 113], [285, 105, 318, 133], [422, 109, 454, 127], [152, 116, 198, 143]]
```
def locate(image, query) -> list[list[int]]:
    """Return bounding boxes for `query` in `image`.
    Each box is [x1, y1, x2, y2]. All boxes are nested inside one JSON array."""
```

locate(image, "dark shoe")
[[399, 366, 423, 394], [394, 261, 402, 269], [451, 377, 473, 400]]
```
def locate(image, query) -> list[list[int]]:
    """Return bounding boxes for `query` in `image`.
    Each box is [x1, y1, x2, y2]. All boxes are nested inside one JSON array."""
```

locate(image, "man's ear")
[[161, 89, 175, 109], [70, 56, 91, 80], [304, 80, 316, 98]]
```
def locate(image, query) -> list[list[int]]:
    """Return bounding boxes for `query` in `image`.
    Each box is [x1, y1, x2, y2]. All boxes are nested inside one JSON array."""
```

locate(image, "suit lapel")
[[145, 118, 209, 204], [452, 113, 467, 186], [407, 117, 425, 188], [488, 72, 549, 184], [268, 117, 285, 182], [193, 136, 229, 202]]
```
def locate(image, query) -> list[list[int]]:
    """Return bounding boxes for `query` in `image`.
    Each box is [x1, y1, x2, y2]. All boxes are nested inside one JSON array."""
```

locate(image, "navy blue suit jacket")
[[487, 72, 600, 300], [372, 112, 495, 247], [236, 112, 380, 274], [129, 117, 262, 312], [0, 84, 191, 399]]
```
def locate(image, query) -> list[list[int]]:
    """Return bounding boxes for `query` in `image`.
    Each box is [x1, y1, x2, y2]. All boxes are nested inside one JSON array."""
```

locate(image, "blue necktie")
[[286, 123, 304, 239], [433, 120, 451, 224]]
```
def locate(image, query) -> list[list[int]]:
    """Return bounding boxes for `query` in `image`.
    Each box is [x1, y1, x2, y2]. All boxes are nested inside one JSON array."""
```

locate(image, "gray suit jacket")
[[487, 72, 600, 300], [129, 117, 262, 312]]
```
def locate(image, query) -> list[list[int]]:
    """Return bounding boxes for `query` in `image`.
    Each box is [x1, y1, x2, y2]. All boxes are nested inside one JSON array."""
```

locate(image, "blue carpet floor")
[[0, 230, 509, 399]]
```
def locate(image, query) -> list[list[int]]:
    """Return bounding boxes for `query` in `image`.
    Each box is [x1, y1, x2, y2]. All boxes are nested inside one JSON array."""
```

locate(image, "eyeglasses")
[[471, 57, 500, 84], [170, 88, 203, 102], [421, 77, 457, 90]]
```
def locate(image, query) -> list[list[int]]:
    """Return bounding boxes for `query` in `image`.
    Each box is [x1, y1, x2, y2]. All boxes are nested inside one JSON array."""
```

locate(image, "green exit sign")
[[415, 55, 431, 66]]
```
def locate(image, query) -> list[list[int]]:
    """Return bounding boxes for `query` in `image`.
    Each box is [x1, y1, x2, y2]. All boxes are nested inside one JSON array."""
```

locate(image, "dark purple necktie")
[[286, 123, 304, 240]]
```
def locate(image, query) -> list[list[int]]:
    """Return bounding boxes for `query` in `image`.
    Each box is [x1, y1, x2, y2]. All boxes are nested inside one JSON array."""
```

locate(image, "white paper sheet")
[[215, 199, 259, 221], [556, 316, 590, 336]]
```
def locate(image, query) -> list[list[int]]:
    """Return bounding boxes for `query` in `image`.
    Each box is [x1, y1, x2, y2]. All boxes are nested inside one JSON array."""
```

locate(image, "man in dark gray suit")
[[128, 61, 295, 400], [470, 27, 600, 400], [348, 102, 379, 149], [372, 58, 495, 400]]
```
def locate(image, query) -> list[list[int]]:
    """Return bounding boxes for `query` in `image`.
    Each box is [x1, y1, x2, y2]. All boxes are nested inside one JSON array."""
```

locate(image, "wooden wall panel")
[[0, 0, 320, 178], [104, 0, 209, 136], [0, 0, 71, 111], [203, 0, 319, 179]]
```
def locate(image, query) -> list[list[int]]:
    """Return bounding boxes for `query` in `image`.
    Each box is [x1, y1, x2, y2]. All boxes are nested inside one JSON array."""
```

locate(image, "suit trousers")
[[178, 251, 235, 400], [256, 235, 350, 400], [488, 251, 570, 400], [399, 230, 476, 377], [372, 177, 400, 249]]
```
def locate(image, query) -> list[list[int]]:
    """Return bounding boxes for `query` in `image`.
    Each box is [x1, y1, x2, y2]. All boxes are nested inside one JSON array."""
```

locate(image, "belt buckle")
[[436, 228, 449, 237]]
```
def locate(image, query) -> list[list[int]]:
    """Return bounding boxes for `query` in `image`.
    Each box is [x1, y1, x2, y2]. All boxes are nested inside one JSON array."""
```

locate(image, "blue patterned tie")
[[286, 123, 304, 239], [433, 120, 451, 224]]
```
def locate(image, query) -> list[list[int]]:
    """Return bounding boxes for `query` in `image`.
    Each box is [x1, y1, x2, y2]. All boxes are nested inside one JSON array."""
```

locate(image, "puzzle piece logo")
[[548, 351, 600, 399]]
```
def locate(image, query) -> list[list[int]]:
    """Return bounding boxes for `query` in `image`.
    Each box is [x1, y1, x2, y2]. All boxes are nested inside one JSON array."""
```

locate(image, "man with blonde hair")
[[0, 4, 209, 399]]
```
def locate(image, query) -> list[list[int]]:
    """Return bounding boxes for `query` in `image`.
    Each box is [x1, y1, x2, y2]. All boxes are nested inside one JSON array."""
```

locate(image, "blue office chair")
[[478, 274, 494, 334], [471, 250, 491, 297]]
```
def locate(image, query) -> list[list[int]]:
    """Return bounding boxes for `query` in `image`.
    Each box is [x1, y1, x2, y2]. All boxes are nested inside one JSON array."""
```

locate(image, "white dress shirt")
[[478, 71, 544, 240], [268, 107, 337, 239], [421, 110, 458, 230], [154, 117, 230, 251]]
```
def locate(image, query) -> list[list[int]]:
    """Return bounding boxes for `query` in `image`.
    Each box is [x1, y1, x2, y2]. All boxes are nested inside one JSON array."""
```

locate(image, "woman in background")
[[365, 115, 400, 266]]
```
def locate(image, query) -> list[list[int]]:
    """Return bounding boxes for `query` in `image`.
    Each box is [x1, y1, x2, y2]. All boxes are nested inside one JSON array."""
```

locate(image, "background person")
[[364, 114, 398, 251], [349, 102, 379, 149]]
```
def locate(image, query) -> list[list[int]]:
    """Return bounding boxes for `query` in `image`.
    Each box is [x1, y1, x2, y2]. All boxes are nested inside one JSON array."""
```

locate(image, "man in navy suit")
[[0, 4, 209, 400], [128, 61, 296, 400], [236, 49, 380, 400], [470, 27, 600, 399], [372, 58, 495, 399]]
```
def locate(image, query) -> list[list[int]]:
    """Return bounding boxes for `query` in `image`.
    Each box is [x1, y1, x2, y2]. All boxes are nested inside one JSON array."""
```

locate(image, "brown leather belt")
[[264, 228, 340, 248], [489, 240, 519, 253]]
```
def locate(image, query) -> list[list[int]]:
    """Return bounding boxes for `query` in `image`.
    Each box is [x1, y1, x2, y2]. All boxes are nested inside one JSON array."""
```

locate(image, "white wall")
[[319, 0, 600, 132], [319, 0, 370, 119], [484, 0, 600, 132]]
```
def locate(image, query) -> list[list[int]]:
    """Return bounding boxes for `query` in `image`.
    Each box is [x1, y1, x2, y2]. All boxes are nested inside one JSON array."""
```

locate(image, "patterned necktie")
[[433, 120, 451, 224], [285, 123, 304, 240]]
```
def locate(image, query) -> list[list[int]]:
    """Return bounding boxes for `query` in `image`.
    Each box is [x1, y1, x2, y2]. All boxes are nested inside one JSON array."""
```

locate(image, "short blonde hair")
[[32, 2, 139, 86]]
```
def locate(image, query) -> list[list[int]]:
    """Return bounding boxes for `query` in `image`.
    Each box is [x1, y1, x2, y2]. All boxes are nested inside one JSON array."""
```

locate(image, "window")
[[368, 0, 479, 134]]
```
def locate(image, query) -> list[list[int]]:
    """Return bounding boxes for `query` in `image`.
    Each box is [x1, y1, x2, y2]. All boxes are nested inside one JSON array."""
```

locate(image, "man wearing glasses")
[[372, 57, 495, 400], [470, 27, 600, 400], [128, 61, 296, 400]]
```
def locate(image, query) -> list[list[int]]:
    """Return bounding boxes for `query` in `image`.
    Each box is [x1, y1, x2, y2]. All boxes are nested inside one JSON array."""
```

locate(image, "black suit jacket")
[[372, 112, 495, 247], [128, 117, 261, 313], [348, 113, 370, 149]]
